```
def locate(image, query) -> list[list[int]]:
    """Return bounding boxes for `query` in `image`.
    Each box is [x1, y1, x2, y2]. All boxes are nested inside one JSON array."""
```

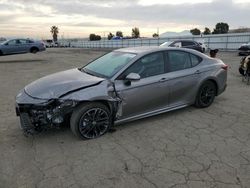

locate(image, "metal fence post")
[[208, 37, 210, 49], [226, 35, 229, 50]]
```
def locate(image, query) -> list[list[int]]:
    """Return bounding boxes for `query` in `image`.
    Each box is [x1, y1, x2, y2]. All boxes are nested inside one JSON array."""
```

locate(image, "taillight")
[[221, 64, 228, 71]]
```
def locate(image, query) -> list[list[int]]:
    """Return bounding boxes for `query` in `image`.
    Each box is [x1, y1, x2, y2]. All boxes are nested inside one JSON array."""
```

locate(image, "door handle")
[[195, 70, 201, 74], [159, 78, 167, 82]]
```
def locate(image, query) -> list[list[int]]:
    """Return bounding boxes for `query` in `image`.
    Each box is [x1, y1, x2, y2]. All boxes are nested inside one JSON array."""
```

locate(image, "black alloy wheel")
[[195, 81, 216, 108], [70, 103, 111, 139], [79, 108, 110, 139], [31, 48, 38, 54]]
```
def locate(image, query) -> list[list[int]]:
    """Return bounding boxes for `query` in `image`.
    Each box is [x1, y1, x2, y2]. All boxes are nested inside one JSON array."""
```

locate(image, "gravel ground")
[[0, 48, 250, 188]]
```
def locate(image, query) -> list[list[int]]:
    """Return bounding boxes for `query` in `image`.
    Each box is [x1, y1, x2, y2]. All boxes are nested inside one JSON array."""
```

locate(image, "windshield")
[[82, 51, 136, 78]]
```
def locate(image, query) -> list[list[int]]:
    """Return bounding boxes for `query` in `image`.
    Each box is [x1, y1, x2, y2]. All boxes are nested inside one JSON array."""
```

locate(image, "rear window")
[[167, 51, 192, 72]]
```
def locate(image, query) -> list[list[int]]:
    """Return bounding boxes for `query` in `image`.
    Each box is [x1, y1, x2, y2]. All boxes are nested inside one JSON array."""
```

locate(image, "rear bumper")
[[217, 83, 227, 96]]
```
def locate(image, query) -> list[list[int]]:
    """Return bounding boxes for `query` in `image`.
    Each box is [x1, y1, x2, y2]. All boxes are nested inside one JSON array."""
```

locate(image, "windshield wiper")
[[81, 68, 95, 76], [81, 68, 106, 78]]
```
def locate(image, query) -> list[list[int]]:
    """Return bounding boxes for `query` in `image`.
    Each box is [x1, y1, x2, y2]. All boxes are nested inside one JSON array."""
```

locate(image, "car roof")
[[115, 46, 209, 58], [115, 46, 161, 54], [173, 39, 198, 43], [6, 38, 34, 41]]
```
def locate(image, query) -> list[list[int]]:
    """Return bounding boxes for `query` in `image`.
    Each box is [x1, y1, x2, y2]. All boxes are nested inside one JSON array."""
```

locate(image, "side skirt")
[[114, 104, 189, 125]]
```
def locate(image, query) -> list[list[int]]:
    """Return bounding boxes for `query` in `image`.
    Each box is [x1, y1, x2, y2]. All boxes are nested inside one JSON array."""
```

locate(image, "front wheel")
[[70, 102, 111, 139], [195, 81, 216, 108]]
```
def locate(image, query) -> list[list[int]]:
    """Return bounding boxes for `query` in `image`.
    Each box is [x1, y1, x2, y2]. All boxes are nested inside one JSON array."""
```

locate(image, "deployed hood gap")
[[59, 81, 103, 98]]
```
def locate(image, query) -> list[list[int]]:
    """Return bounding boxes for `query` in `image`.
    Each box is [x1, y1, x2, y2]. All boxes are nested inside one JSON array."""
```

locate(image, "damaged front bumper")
[[16, 89, 77, 136]]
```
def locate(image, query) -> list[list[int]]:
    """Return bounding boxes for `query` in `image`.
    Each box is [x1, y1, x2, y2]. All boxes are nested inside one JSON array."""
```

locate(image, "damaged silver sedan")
[[15, 47, 227, 139]]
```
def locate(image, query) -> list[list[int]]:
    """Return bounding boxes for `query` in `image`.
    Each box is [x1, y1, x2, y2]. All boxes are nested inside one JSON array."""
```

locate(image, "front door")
[[114, 52, 170, 119], [2, 39, 19, 54]]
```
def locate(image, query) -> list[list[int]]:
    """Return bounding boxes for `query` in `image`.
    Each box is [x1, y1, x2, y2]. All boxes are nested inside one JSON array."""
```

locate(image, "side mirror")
[[125, 73, 141, 81], [124, 73, 140, 86], [5, 43, 8, 46]]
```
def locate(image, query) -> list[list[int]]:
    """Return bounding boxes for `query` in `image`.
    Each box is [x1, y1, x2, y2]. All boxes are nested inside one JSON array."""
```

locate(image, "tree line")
[[49, 22, 234, 42], [190, 22, 230, 35], [89, 27, 141, 41]]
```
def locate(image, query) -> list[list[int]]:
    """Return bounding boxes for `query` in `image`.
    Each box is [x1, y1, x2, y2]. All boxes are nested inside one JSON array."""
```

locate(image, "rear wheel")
[[30, 47, 38, 54], [195, 81, 216, 108], [0, 50, 2, 56], [70, 102, 111, 139]]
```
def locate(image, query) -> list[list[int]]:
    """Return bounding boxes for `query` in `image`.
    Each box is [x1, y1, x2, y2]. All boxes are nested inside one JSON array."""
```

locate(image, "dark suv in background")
[[160, 40, 204, 53]]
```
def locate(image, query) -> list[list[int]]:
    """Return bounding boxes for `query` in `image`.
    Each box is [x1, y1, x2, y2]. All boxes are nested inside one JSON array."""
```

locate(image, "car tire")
[[195, 81, 216, 108], [30, 47, 39, 54], [0, 50, 2, 56], [70, 102, 111, 139]]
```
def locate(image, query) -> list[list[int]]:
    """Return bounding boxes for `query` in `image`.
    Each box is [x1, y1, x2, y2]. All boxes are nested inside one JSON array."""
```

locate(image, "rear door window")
[[166, 51, 192, 72], [19, 39, 28, 44], [182, 41, 195, 47]]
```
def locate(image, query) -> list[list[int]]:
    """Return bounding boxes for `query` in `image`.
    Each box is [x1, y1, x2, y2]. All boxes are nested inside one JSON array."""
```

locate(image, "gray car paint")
[[16, 46, 227, 127], [25, 69, 105, 99]]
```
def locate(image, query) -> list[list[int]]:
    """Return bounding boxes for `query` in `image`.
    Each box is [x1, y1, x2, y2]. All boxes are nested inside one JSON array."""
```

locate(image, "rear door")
[[19, 39, 31, 53], [165, 50, 202, 106]]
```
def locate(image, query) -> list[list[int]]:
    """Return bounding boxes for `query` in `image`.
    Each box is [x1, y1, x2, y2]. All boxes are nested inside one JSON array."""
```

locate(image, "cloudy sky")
[[0, 0, 250, 39]]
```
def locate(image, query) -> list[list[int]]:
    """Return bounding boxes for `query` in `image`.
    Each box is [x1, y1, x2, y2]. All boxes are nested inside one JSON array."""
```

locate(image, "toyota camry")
[[15, 47, 227, 139]]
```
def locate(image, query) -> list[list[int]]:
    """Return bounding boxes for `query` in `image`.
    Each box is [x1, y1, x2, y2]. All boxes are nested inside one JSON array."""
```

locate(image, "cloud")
[[0, 0, 250, 37]]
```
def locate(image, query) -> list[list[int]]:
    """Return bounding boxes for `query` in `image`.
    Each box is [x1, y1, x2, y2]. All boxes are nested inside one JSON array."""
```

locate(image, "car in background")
[[0, 39, 46, 56], [43, 39, 53, 48], [0, 37, 6, 43], [160, 40, 204, 53], [238, 42, 250, 56], [197, 41, 208, 53], [16, 46, 227, 139]]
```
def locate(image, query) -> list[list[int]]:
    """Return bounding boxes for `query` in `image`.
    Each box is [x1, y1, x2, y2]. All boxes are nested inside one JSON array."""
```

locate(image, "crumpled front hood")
[[25, 68, 105, 99]]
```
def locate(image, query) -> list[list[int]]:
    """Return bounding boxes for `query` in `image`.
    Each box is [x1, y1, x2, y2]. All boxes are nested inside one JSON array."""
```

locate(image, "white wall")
[[60, 32, 250, 50]]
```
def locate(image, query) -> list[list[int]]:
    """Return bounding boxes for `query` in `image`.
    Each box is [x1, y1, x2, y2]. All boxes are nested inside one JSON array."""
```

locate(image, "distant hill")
[[160, 30, 191, 37]]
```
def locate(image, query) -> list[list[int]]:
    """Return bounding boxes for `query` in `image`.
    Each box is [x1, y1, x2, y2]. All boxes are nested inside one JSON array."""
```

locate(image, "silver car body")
[[16, 46, 227, 134], [0, 39, 46, 55]]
